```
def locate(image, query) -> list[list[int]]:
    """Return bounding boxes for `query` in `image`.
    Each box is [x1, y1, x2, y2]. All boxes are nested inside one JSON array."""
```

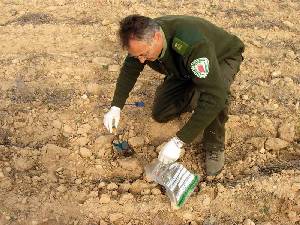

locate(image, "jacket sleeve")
[[111, 56, 145, 109], [176, 41, 227, 143]]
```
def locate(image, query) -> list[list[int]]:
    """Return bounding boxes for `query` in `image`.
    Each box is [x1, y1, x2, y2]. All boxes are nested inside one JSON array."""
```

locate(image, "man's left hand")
[[158, 136, 184, 164]]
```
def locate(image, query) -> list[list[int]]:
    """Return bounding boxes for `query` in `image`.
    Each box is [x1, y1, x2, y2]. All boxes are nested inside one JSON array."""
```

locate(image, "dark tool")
[[112, 139, 134, 157]]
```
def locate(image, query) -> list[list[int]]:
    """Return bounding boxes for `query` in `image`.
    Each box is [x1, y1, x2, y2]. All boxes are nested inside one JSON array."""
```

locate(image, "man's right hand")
[[103, 106, 121, 133]]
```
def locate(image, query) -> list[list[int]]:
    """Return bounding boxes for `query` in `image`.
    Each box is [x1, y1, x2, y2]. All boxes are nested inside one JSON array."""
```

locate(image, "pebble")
[[117, 158, 143, 175], [120, 193, 134, 203], [108, 65, 120, 72], [74, 136, 89, 146], [129, 180, 153, 194], [52, 120, 62, 129], [287, 211, 298, 223], [101, 19, 111, 26], [14, 157, 34, 172], [77, 124, 91, 135], [0, 169, 5, 178], [118, 183, 131, 192], [141, 189, 151, 195], [86, 83, 101, 95], [99, 194, 111, 204], [283, 20, 294, 29], [128, 136, 145, 148], [202, 194, 211, 206], [94, 135, 114, 146], [107, 182, 118, 190], [271, 70, 281, 77], [79, 147, 92, 158], [92, 57, 111, 66], [265, 138, 289, 151], [63, 124, 74, 134], [109, 213, 123, 223], [278, 121, 295, 142], [99, 220, 108, 225], [151, 188, 161, 195], [57, 185, 67, 193], [98, 182, 106, 188], [243, 219, 255, 225]]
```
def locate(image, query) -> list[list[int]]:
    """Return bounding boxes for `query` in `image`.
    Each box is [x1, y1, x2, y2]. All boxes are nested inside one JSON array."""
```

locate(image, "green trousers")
[[152, 54, 243, 151]]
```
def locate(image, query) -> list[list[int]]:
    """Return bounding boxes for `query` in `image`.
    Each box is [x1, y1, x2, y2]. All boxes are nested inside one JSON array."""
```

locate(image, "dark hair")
[[118, 14, 160, 49]]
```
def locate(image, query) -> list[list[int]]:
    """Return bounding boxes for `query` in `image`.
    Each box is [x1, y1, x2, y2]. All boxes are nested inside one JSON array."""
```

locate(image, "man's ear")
[[153, 31, 161, 41]]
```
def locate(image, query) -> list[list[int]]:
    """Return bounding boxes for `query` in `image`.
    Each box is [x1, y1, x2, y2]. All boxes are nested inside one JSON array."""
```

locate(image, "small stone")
[[86, 83, 101, 95], [287, 211, 298, 223], [203, 216, 217, 225], [246, 137, 266, 150], [120, 193, 134, 203], [111, 190, 118, 196], [271, 71, 281, 77], [129, 180, 153, 194], [98, 182, 106, 188], [52, 120, 62, 129], [99, 194, 111, 204], [77, 124, 91, 135], [75, 179, 82, 185], [92, 57, 111, 67], [108, 65, 120, 72], [202, 195, 211, 206], [117, 158, 143, 175], [242, 95, 249, 100], [81, 94, 88, 99], [243, 219, 255, 225], [63, 124, 74, 134], [94, 135, 114, 146], [0, 170, 5, 178], [74, 136, 89, 146], [118, 183, 131, 192], [109, 213, 123, 223], [79, 147, 92, 158], [57, 185, 67, 193], [141, 189, 151, 195], [101, 19, 111, 26], [278, 121, 295, 142], [14, 157, 34, 172], [128, 136, 145, 148], [107, 182, 118, 190], [291, 182, 300, 192], [99, 220, 108, 225], [283, 20, 294, 29], [265, 138, 289, 151], [151, 188, 161, 195]]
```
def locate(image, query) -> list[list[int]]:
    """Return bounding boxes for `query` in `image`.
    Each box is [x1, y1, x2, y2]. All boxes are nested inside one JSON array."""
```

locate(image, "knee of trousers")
[[151, 110, 169, 123]]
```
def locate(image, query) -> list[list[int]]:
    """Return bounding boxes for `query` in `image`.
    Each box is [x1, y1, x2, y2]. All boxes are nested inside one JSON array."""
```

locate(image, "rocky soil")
[[0, 0, 299, 225]]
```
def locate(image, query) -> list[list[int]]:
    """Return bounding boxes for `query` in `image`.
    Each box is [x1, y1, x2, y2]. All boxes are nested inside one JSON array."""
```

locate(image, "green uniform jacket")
[[111, 15, 245, 144]]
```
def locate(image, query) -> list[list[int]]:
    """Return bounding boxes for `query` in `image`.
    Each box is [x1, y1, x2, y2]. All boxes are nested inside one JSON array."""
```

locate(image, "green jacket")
[[111, 15, 245, 143]]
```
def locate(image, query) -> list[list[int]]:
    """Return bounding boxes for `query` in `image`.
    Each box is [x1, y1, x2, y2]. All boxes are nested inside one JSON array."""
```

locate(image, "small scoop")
[[112, 140, 134, 157]]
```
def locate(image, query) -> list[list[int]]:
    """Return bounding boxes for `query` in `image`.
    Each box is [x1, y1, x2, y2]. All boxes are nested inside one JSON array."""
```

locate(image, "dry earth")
[[0, 0, 299, 225]]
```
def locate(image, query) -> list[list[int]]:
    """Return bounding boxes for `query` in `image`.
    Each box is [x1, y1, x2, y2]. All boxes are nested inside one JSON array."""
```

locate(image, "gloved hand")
[[103, 106, 121, 133], [158, 136, 184, 164]]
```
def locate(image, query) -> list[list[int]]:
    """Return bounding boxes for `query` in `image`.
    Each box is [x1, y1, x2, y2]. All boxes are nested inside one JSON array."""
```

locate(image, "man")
[[103, 15, 244, 176]]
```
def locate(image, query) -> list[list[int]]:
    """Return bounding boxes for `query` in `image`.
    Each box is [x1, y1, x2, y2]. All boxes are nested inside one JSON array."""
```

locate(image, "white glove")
[[103, 106, 121, 133], [158, 136, 184, 164]]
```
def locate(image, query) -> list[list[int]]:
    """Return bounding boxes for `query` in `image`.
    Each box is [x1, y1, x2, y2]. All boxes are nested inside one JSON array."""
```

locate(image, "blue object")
[[125, 101, 145, 107]]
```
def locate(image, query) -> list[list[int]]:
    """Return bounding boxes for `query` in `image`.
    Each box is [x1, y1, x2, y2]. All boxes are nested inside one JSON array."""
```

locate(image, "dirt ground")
[[0, 0, 299, 225]]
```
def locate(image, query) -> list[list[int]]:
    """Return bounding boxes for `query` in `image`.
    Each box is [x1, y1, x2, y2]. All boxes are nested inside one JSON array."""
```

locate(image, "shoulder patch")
[[191, 58, 209, 78], [172, 37, 191, 56]]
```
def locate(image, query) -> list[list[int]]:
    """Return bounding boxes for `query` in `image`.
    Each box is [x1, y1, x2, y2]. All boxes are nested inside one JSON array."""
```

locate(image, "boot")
[[205, 149, 224, 176]]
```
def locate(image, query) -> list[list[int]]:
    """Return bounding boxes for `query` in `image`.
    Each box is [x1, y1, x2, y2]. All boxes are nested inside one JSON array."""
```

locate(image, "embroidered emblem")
[[174, 42, 182, 51], [172, 37, 190, 55], [191, 58, 209, 78]]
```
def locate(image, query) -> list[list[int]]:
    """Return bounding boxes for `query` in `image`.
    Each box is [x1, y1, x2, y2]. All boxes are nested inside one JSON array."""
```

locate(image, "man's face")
[[127, 31, 163, 63]]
